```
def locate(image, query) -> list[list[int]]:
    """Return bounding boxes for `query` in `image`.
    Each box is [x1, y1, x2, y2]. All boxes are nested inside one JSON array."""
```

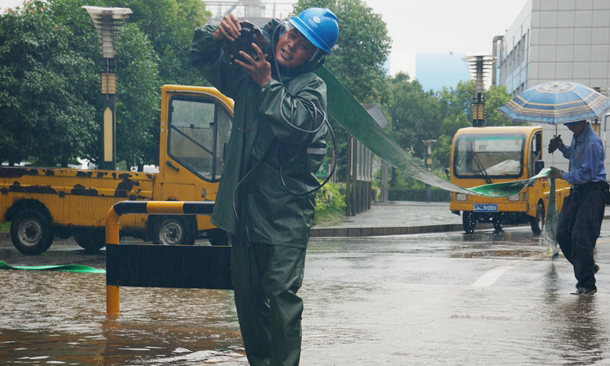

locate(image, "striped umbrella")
[[499, 81, 610, 124]]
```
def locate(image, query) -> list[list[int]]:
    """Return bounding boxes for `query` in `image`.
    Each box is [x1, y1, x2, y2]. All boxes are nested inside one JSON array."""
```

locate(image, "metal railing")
[[105, 201, 219, 315]]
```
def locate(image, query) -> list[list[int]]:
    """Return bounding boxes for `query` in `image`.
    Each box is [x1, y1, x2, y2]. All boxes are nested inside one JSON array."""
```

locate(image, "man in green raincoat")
[[190, 8, 339, 366]]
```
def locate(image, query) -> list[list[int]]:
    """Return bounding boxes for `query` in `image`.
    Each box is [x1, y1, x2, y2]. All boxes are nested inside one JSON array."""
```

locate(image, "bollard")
[[105, 204, 121, 315]]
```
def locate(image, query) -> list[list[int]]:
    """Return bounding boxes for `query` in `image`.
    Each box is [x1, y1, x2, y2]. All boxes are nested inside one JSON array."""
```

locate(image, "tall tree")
[[105, 0, 211, 86], [387, 72, 442, 159], [114, 23, 160, 169], [0, 0, 209, 168], [0, 0, 99, 166], [485, 84, 516, 126]]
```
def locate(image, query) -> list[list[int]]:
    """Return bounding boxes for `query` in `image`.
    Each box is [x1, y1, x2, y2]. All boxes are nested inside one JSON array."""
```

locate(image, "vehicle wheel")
[[209, 229, 228, 246], [462, 211, 476, 234], [10, 209, 54, 255], [152, 216, 195, 245], [493, 215, 504, 235], [74, 229, 106, 253], [530, 201, 545, 235]]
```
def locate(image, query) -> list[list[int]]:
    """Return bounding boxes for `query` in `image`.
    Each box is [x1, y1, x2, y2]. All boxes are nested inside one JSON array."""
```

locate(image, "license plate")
[[473, 204, 498, 213]]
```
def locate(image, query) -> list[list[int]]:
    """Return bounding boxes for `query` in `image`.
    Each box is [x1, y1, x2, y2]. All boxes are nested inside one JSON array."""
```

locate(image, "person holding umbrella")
[[548, 120, 606, 295], [500, 81, 610, 295]]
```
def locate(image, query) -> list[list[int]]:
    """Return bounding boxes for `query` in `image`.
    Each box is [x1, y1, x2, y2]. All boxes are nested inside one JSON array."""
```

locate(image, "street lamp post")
[[83, 6, 132, 170], [463, 55, 493, 127]]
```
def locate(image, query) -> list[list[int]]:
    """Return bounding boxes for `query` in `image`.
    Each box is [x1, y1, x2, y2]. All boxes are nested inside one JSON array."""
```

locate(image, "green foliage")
[[315, 181, 346, 212], [107, 0, 211, 86], [388, 187, 450, 202], [114, 23, 160, 168], [387, 72, 441, 159], [485, 85, 522, 126], [314, 181, 346, 226], [0, 0, 99, 166], [384, 77, 516, 175], [431, 135, 453, 170], [0, 0, 211, 168]]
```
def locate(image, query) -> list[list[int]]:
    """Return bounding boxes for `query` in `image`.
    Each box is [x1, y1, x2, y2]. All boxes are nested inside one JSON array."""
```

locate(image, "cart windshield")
[[453, 133, 525, 179]]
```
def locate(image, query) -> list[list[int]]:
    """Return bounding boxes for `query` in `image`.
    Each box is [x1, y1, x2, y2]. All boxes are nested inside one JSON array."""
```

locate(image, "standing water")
[[0, 269, 246, 364]]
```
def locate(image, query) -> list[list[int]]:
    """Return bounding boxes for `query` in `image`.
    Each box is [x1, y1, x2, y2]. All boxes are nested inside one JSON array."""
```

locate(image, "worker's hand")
[[548, 135, 563, 154], [214, 14, 241, 41], [549, 166, 564, 179], [234, 43, 272, 87]]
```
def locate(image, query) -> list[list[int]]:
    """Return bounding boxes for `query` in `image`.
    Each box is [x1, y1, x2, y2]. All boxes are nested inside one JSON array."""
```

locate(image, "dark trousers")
[[230, 235, 306, 366], [557, 185, 605, 289]]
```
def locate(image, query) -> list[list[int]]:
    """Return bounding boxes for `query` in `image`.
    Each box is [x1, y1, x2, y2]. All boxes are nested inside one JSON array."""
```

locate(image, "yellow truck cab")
[[449, 125, 570, 234], [0, 85, 233, 254]]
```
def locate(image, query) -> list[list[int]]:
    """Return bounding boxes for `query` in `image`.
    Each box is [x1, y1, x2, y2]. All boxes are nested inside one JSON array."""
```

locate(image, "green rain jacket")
[[190, 24, 328, 248]]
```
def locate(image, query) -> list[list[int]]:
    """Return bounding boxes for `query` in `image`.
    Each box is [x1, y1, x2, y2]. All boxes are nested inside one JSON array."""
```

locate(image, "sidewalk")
[[310, 201, 463, 237], [310, 201, 610, 238]]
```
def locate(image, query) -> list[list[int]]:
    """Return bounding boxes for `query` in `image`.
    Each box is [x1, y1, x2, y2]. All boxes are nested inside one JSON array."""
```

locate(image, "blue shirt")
[[559, 123, 606, 185]]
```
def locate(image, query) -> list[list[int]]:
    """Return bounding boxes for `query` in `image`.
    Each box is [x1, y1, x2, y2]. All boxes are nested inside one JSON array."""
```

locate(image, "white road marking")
[[471, 260, 528, 288]]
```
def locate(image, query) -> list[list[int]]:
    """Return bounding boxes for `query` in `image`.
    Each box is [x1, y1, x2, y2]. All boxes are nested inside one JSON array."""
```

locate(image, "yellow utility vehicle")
[[0, 85, 233, 254], [449, 126, 570, 234]]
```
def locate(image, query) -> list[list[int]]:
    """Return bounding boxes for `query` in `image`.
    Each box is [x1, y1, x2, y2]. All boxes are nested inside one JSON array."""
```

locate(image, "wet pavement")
[[2, 202, 610, 365]]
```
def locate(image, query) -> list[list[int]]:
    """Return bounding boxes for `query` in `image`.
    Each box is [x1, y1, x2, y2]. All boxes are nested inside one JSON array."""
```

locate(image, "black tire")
[[10, 209, 54, 255], [530, 201, 545, 235], [209, 229, 228, 246], [152, 216, 195, 245], [462, 211, 476, 234], [492, 213, 504, 234], [74, 229, 106, 252]]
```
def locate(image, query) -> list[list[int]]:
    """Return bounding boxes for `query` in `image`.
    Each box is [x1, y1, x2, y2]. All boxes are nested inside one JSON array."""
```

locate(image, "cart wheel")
[[530, 201, 544, 235], [462, 211, 476, 234], [74, 229, 106, 252], [152, 216, 195, 245]]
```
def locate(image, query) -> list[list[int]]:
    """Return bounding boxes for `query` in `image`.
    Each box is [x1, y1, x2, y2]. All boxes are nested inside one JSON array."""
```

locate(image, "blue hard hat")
[[289, 8, 339, 54]]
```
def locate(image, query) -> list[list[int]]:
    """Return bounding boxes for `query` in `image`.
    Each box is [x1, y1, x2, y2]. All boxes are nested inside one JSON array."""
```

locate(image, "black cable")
[[269, 23, 337, 195], [232, 140, 278, 247], [279, 120, 337, 196]]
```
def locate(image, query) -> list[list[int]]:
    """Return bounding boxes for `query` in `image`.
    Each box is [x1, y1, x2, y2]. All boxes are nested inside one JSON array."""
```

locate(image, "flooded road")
[[2, 224, 610, 365]]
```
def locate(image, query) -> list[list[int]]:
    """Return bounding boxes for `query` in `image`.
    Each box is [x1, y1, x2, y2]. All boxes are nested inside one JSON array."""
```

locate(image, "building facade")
[[494, 0, 610, 172]]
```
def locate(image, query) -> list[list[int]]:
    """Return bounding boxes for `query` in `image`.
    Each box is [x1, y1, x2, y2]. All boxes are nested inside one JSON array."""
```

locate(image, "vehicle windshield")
[[168, 96, 232, 181], [454, 133, 525, 179]]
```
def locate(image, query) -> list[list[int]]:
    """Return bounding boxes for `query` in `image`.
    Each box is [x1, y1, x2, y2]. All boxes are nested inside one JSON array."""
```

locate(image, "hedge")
[[387, 187, 450, 202]]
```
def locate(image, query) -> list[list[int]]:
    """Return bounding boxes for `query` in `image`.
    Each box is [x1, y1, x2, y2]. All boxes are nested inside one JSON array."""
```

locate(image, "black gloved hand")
[[548, 135, 563, 154], [549, 167, 563, 179]]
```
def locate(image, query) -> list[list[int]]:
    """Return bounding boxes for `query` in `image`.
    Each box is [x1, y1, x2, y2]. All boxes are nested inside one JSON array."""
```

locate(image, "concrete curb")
[[311, 214, 610, 238], [310, 224, 464, 238]]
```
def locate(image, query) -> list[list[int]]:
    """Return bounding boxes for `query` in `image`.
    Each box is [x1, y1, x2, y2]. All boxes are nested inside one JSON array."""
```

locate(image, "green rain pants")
[[230, 234, 306, 366]]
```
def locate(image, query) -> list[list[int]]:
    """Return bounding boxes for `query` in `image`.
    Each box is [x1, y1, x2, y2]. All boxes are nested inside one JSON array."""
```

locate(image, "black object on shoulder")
[[222, 21, 266, 64]]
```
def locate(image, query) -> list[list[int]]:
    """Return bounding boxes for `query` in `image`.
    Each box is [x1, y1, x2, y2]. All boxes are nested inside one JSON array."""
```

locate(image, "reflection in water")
[[543, 262, 563, 291], [451, 229, 547, 260], [0, 270, 245, 364], [544, 277, 607, 366]]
